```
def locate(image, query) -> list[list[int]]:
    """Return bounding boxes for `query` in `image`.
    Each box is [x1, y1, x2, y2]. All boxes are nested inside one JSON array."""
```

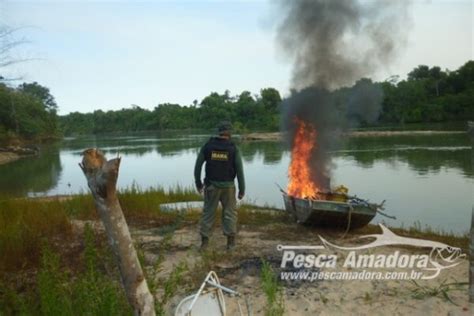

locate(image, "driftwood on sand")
[[79, 148, 155, 316]]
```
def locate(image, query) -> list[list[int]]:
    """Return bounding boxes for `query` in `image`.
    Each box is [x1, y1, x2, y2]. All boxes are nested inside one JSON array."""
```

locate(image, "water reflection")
[[0, 144, 62, 196], [341, 147, 471, 176], [240, 141, 285, 165], [1, 133, 472, 197], [337, 134, 473, 177]]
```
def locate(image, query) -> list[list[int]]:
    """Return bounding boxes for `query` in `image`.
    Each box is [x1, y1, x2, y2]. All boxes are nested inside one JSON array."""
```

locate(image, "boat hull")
[[283, 194, 376, 229]]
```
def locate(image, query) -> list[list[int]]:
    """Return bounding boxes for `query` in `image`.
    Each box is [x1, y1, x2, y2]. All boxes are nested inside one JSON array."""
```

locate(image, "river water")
[[1, 132, 472, 234]]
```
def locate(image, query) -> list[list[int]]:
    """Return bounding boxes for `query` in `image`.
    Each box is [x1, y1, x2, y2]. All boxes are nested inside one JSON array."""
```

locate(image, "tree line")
[[0, 82, 59, 144], [380, 60, 474, 123], [60, 61, 473, 135], [1, 61, 472, 141], [59, 87, 282, 135]]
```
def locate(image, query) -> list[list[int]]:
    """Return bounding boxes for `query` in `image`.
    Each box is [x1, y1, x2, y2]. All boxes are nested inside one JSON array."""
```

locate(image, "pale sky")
[[0, 0, 472, 114]]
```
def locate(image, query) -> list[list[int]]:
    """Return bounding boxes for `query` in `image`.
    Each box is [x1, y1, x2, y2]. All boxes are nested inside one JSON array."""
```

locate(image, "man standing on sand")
[[194, 121, 245, 251]]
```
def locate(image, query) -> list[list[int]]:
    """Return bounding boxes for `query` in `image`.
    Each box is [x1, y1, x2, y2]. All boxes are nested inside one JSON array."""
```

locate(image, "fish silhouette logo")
[[319, 224, 465, 279]]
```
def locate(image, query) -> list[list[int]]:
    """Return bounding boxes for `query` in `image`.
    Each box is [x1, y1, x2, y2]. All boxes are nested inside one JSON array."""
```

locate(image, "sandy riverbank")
[[0, 152, 20, 165], [0, 146, 39, 165], [242, 130, 465, 141], [71, 216, 472, 315]]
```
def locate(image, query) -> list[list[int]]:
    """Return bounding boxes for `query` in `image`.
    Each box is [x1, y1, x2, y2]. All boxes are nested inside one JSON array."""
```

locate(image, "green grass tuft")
[[260, 259, 285, 316], [37, 243, 73, 315], [72, 224, 131, 316]]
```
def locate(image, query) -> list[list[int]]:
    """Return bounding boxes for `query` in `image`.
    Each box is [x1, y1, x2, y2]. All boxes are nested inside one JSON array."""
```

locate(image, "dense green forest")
[[60, 61, 474, 135], [60, 87, 282, 134], [380, 61, 474, 123], [0, 82, 59, 144], [1, 61, 472, 141]]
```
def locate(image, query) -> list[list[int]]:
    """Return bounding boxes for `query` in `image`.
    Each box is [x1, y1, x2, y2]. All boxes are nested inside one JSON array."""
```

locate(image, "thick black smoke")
[[278, 0, 411, 190]]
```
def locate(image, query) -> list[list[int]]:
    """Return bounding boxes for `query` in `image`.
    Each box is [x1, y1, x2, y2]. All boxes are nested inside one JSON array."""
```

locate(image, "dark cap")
[[217, 121, 233, 134]]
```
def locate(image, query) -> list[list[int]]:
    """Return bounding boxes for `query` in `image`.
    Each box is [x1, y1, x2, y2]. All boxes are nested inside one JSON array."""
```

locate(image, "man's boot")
[[226, 235, 235, 251], [200, 236, 209, 251]]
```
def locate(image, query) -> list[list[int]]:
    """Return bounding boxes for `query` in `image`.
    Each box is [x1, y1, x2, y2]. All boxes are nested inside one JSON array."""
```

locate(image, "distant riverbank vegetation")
[[1, 61, 473, 141], [60, 61, 474, 135]]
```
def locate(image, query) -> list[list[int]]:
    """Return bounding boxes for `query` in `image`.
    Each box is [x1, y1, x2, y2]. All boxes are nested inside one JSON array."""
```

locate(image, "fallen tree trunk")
[[79, 148, 155, 315]]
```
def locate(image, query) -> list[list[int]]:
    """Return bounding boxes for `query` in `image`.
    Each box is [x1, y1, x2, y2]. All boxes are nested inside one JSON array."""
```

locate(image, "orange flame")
[[287, 118, 319, 198]]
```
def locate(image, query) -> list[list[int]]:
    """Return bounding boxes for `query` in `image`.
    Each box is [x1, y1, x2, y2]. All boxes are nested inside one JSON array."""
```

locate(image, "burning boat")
[[282, 119, 383, 229], [282, 191, 379, 229]]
